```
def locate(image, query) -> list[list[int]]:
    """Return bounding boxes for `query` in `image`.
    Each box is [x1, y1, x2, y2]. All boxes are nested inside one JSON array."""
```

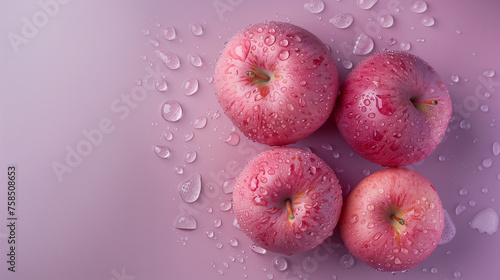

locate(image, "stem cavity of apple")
[[247, 71, 271, 83], [285, 199, 295, 220], [391, 215, 405, 226]]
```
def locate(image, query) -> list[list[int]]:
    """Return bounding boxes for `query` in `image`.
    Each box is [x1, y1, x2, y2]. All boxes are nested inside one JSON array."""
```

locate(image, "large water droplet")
[[421, 15, 435, 27], [155, 79, 168, 92], [178, 173, 201, 203], [330, 13, 354, 29], [224, 132, 241, 146], [492, 142, 500, 156], [153, 145, 170, 159], [400, 41, 411, 51], [229, 237, 239, 247], [188, 54, 203, 67], [185, 150, 197, 164], [439, 209, 456, 244], [342, 60, 353, 69], [193, 116, 208, 129], [378, 14, 394, 28], [190, 23, 203, 36], [340, 254, 355, 269], [162, 26, 176, 40], [220, 200, 232, 211], [278, 50, 290, 61], [183, 78, 199, 96], [223, 178, 236, 194], [161, 101, 183, 122], [304, 0, 325, 13], [455, 203, 466, 215], [264, 35, 276, 46], [155, 50, 180, 70], [353, 34, 374, 55], [279, 39, 289, 47], [410, 0, 427, 13], [174, 214, 197, 230], [251, 244, 267, 255], [470, 208, 499, 235], [356, 0, 378, 9], [272, 256, 288, 271], [483, 69, 496, 78]]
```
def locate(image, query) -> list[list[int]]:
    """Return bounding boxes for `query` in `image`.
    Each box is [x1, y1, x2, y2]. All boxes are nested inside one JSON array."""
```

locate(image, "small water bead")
[[251, 244, 267, 255], [213, 218, 222, 228], [378, 14, 394, 28], [206, 75, 214, 84], [272, 256, 288, 271], [451, 74, 460, 83], [163, 130, 174, 141], [493, 142, 500, 156], [220, 200, 232, 211], [482, 69, 495, 78], [438, 155, 446, 161], [340, 254, 355, 269], [150, 39, 159, 47], [224, 132, 240, 146], [329, 13, 354, 29], [183, 78, 199, 96], [410, 0, 427, 13], [304, 0, 325, 13], [216, 243, 223, 249], [155, 50, 180, 70], [459, 188, 468, 195], [184, 131, 194, 142], [278, 50, 290, 61], [190, 23, 203, 36], [455, 204, 466, 215], [142, 29, 150, 36], [482, 158, 493, 168], [229, 237, 239, 247], [470, 208, 499, 235], [387, 38, 397, 46], [421, 15, 435, 27], [416, 38, 425, 43], [469, 200, 477, 207], [480, 105, 489, 112], [363, 169, 371, 176], [459, 119, 471, 130], [356, 0, 378, 10], [322, 143, 333, 151], [185, 151, 197, 164], [342, 60, 353, 69], [178, 173, 201, 203], [430, 267, 438, 274], [188, 54, 203, 67], [174, 214, 197, 230], [267, 274, 274, 280], [155, 79, 168, 92], [353, 34, 374, 55], [223, 178, 236, 194], [400, 41, 411, 51], [175, 166, 184, 175], [153, 145, 171, 159], [162, 26, 176, 40], [454, 271, 462, 278], [161, 101, 183, 122], [482, 187, 489, 194], [193, 116, 208, 129]]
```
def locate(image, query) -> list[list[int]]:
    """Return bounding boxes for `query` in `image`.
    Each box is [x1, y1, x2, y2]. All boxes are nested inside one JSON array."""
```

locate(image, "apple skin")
[[340, 168, 444, 272], [334, 50, 452, 167], [215, 21, 339, 146], [233, 147, 343, 255]]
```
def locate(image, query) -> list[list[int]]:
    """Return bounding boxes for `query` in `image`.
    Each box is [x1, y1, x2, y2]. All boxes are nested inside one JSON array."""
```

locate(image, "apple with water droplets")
[[334, 50, 452, 166], [233, 147, 343, 255], [215, 21, 339, 146], [340, 168, 444, 272]]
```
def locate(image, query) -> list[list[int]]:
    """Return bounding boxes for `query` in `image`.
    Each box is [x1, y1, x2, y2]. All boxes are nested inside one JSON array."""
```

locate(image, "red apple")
[[215, 21, 339, 146], [233, 147, 343, 255], [340, 168, 444, 272], [334, 50, 452, 166]]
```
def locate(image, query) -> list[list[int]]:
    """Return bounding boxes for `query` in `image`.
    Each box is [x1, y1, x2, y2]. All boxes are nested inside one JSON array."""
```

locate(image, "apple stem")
[[247, 71, 270, 82], [412, 99, 438, 105], [392, 215, 405, 225], [285, 199, 295, 220]]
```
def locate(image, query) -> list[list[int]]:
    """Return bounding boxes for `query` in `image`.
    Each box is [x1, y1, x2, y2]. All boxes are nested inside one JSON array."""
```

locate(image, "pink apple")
[[215, 21, 339, 146], [340, 168, 444, 272], [334, 50, 452, 166], [233, 147, 343, 255]]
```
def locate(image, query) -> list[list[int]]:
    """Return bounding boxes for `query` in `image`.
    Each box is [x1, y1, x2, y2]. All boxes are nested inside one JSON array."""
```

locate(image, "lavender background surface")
[[1, 0, 499, 279]]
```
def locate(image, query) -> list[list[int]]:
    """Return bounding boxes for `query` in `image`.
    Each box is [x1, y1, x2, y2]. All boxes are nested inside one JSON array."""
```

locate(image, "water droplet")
[[279, 39, 289, 47], [224, 132, 240, 146], [142, 29, 150, 36], [220, 200, 232, 211], [183, 78, 199, 96], [483, 69, 495, 78], [175, 166, 184, 175], [451, 74, 460, 83], [454, 271, 462, 278], [459, 119, 471, 130], [421, 15, 435, 27], [340, 254, 355, 269], [439, 209, 456, 244], [470, 208, 499, 235], [400, 41, 411, 51], [455, 204, 466, 215], [387, 37, 397, 46], [353, 34, 374, 55], [162, 26, 176, 40], [264, 35, 276, 46], [163, 130, 174, 141], [251, 244, 267, 255], [153, 145, 170, 159], [155, 79, 168, 92], [492, 142, 500, 156], [482, 158, 493, 168], [188, 54, 203, 67], [438, 155, 446, 161], [213, 218, 222, 228], [185, 151, 197, 164], [267, 274, 274, 280], [161, 100, 183, 122], [223, 178, 236, 194], [178, 173, 201, 203], [431, 267, 438, 274], [184, 131, 194, 142], [342, 60, 353, 69], [480, 105, 489, 112], [193, 116, 208, 129], [229, 237, 239, 247], [329, 13, 354, 29], [378, 14, 394, 28], [304, 0, 324, 13], [174, 214, 197, 230], [155, 50, 180, 70], [190, 23, 203, 36], [357, 0, 377, 9], [272, 256, 288, 271], [410, 0, 427, 13], [150, 39, 159, 47], [278, 50, 290, 61]]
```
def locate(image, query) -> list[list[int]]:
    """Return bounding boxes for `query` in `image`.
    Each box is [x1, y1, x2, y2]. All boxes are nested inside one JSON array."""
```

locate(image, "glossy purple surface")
[[1, 1, 499, 279]]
